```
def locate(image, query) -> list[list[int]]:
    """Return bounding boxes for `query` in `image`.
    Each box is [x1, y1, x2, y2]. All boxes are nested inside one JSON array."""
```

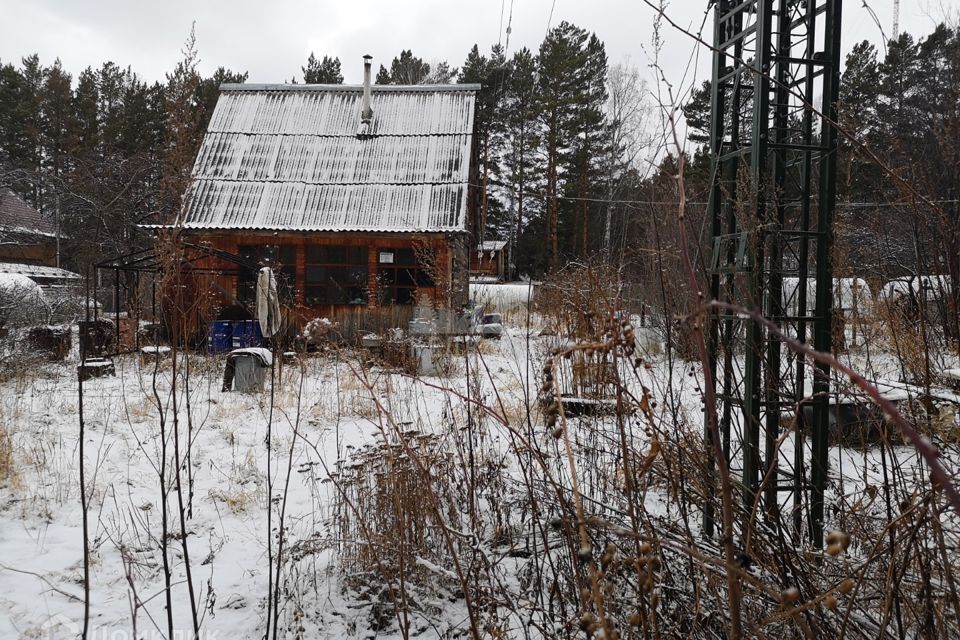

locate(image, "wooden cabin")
[[156, 57, 480, 335]]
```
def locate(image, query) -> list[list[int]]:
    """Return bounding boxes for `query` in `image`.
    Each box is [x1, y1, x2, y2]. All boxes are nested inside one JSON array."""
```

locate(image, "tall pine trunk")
[[546, 110, 559, 273], [481, 133, 489, 241], [580, 157, 589, 258], [513, 147, 525, 282]]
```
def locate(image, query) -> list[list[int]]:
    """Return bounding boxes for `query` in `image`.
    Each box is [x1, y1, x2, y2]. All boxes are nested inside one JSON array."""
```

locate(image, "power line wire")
[[504, 0, 514, 54], [546, 0, 557, 36], [498, 0, 506, 47], [473, 181, 960, 208]]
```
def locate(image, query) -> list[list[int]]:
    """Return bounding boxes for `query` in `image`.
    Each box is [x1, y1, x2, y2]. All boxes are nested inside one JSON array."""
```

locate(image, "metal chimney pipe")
[[361, 54, 373, 124]]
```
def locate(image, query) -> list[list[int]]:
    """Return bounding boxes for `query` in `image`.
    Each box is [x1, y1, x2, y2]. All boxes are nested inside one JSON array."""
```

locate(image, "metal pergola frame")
[[704, 0, 842, 547], [88, 240, 258, 358]]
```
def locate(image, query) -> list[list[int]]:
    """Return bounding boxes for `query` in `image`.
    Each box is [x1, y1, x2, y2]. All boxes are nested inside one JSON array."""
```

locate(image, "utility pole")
[[55, 193, 61, 268]]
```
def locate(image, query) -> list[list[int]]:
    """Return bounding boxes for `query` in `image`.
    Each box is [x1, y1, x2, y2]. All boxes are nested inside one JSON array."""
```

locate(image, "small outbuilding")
[[470, 240, 507, 282]]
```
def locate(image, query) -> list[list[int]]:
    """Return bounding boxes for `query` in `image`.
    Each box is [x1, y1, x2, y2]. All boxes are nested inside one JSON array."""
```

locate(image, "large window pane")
[[304, 245, 368, 305]]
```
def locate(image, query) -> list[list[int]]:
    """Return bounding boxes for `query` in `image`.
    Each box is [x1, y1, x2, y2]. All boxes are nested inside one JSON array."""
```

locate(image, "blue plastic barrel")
[[208, 321, 233, 353], [230, 320, 262, 348]]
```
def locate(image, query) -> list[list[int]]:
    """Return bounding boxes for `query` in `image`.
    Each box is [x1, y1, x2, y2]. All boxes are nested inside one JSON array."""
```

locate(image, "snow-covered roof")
[[478, 240, 507, 252], [0, 189, 56, 237], [782, 277, 873, 314], [0, 262, 82, 281], [180, 83, 478, 234], [0, 272, 41, 291], [0, 272, 49, 325], [879, 275, 952, 299]]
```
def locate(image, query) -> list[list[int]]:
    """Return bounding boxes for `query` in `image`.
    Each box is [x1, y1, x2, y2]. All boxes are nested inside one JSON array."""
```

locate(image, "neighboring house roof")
[[0, 189, 56, 237], [181, 83, 478, 234], [478, 240, 507, 253], [0, 262, 81, 282]]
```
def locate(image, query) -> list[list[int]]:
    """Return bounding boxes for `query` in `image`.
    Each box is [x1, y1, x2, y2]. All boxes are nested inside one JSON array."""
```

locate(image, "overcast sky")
[[0, 0, 954, 100]]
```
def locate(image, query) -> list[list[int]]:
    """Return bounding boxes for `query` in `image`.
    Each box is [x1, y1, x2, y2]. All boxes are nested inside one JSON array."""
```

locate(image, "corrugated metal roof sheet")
[[183, 84, 477, 233], [187, 182, 465, 232], [194, 133, 471, 184]]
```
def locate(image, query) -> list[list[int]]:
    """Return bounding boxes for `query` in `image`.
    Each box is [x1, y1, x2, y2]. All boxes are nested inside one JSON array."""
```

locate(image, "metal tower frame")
[[703, 0, 842, 547]]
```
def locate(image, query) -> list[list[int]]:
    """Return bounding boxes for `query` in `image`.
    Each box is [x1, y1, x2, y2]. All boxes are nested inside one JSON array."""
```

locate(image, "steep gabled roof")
[[181, 83, 478, 234], [0, 189, 56, 237]]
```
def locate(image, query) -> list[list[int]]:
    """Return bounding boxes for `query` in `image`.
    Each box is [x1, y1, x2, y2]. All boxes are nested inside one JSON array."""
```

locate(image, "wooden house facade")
[[159, 60, 479, 332]]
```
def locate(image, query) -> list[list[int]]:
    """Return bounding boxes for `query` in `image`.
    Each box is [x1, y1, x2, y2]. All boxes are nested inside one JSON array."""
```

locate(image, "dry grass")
[[336, 368, 397, 420], [499, 395, 542, 428], [0, 260, 955, 638], [210, 448, 264, 514], [332, 431, 459, 593], [873, 300, 936, 382], [126, 395, 157, 421], [0, 423, 14, 484], [300, 265, 960, 638], [208, 486, 257, 514]]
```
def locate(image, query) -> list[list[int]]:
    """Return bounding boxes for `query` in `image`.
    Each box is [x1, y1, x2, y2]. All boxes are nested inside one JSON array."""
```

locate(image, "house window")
[[378, 248, 434, 305], [304, 245, 368, 305], [238, 245, 297, 303]]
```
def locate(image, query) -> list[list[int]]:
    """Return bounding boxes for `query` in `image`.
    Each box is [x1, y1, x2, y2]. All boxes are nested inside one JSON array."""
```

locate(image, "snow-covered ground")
[[0, 323, 956, 638], [0, 330, 562, 639], [469, 282, 536, 313]]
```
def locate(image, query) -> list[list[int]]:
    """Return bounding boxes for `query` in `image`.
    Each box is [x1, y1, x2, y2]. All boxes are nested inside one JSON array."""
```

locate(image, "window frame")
[[303, 245, 369, 306], [377, 247, 435, 305]]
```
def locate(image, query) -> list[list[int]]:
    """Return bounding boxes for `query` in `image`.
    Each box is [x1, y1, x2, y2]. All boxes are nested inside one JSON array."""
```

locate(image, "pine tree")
[[0, 60, 32, 190], [499, 48, 542, 278], [302, 53, 343, 84], [567, 32, 609, 258], [40, 59, 74, 183], [537, 22, 609, 271], [539, 26, 576, 272], [72, 67, 99, 159], [196, 67, 248, 130], [19, 55, 46, 210], [459, 44, 510, 244], [878, 33, 920, 174], [838, 41, 882, 202], [903, 25, 960, 340], [382, 50, 429, 84], [37, 58, 74, 255], [118, 71, 149, 155], [377, 50, 456, 85], [96, 62, 128, 156], [682, 80, 712, 145]]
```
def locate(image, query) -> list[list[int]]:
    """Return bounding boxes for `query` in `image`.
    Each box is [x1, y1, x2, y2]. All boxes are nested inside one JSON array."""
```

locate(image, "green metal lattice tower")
[[703, 0, 842, 547]]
